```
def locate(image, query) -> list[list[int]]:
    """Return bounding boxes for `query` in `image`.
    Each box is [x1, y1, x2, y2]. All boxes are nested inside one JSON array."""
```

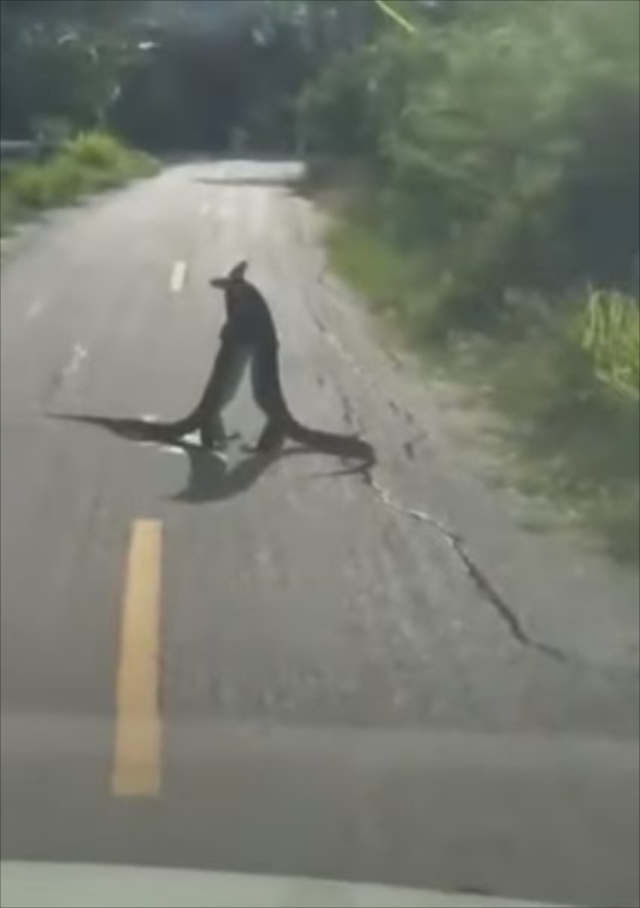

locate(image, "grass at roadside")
[[1, 132, 158, 237], [326, 214, 640, 564]]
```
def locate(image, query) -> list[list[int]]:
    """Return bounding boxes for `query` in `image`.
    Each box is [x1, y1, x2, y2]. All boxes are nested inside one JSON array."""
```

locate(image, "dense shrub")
[[303, 0, 639, 558], [1, 131, 157, 233]]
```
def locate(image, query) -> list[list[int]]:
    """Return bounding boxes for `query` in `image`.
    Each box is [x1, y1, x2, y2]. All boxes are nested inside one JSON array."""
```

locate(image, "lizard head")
[[210, 260, 247, 290]]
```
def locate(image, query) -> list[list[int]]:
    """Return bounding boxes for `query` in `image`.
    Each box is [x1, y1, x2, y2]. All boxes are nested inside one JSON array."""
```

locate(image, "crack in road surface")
[[309, 303, 638, 674], [310, 304, 574, 664], [362, 470, 569, 663]]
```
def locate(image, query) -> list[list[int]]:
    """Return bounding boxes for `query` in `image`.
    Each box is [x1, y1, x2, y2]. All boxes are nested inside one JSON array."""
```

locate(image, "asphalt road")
[[1, 160, 638, 907]]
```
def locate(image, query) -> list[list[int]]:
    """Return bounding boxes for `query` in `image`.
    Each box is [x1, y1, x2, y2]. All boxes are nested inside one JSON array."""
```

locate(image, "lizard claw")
[[201, 430, 241, 451]]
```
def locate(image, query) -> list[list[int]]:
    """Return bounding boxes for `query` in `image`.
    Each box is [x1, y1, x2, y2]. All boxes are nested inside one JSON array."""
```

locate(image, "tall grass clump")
[[1, 131, 157, 234]]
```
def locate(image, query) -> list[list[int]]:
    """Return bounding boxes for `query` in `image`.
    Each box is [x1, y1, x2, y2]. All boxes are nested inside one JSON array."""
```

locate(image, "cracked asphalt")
[[1, 160, 639, 907]]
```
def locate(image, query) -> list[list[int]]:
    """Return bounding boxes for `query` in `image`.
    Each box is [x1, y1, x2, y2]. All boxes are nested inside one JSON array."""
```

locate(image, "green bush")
[[302, 0, 639, 311], [451, 287, 640, 561], [64, 131, 158, 180], [64, 131, 158, 177], [580, 289, 639, 401], [325, 205, 639, 560], [6, 155, 89, 207], [65, 131, 127, 168], [1, 131, 158, 232]]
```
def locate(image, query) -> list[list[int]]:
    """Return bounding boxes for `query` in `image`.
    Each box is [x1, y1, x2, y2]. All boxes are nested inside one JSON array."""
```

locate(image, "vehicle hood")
[[0, 861, 563, 907]]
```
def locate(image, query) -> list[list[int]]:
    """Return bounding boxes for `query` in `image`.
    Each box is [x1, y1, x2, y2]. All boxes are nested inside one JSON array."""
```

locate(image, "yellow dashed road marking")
[[111, 519, 162, 797]]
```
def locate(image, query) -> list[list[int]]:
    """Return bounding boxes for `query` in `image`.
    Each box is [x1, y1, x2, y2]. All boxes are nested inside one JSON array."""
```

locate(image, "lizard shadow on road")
[[169, 441, 317, 504], [46, 412, 319, 504]]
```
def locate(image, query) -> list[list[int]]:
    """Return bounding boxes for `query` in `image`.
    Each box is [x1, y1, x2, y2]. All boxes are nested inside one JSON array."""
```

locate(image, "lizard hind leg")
[[198, 343, 252, 450], [243, 419, 285, 455], [200, 414, 239, 451]]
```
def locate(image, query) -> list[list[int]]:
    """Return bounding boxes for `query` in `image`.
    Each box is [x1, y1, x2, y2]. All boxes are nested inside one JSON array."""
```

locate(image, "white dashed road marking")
[[63, 343, 88, 380], [170, 261, 187, 293], [26, 298, 46, 321]]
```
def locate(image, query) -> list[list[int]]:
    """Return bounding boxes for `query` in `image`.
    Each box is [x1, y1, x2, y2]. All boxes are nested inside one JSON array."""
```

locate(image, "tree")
[[1, 0, 153, 136]]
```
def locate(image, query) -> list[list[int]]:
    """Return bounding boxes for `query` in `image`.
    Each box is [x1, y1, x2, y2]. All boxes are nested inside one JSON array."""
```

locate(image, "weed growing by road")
[[1, 132, 157, 235], [326, 214, 639, 562], [303, 0, 639, 564]]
